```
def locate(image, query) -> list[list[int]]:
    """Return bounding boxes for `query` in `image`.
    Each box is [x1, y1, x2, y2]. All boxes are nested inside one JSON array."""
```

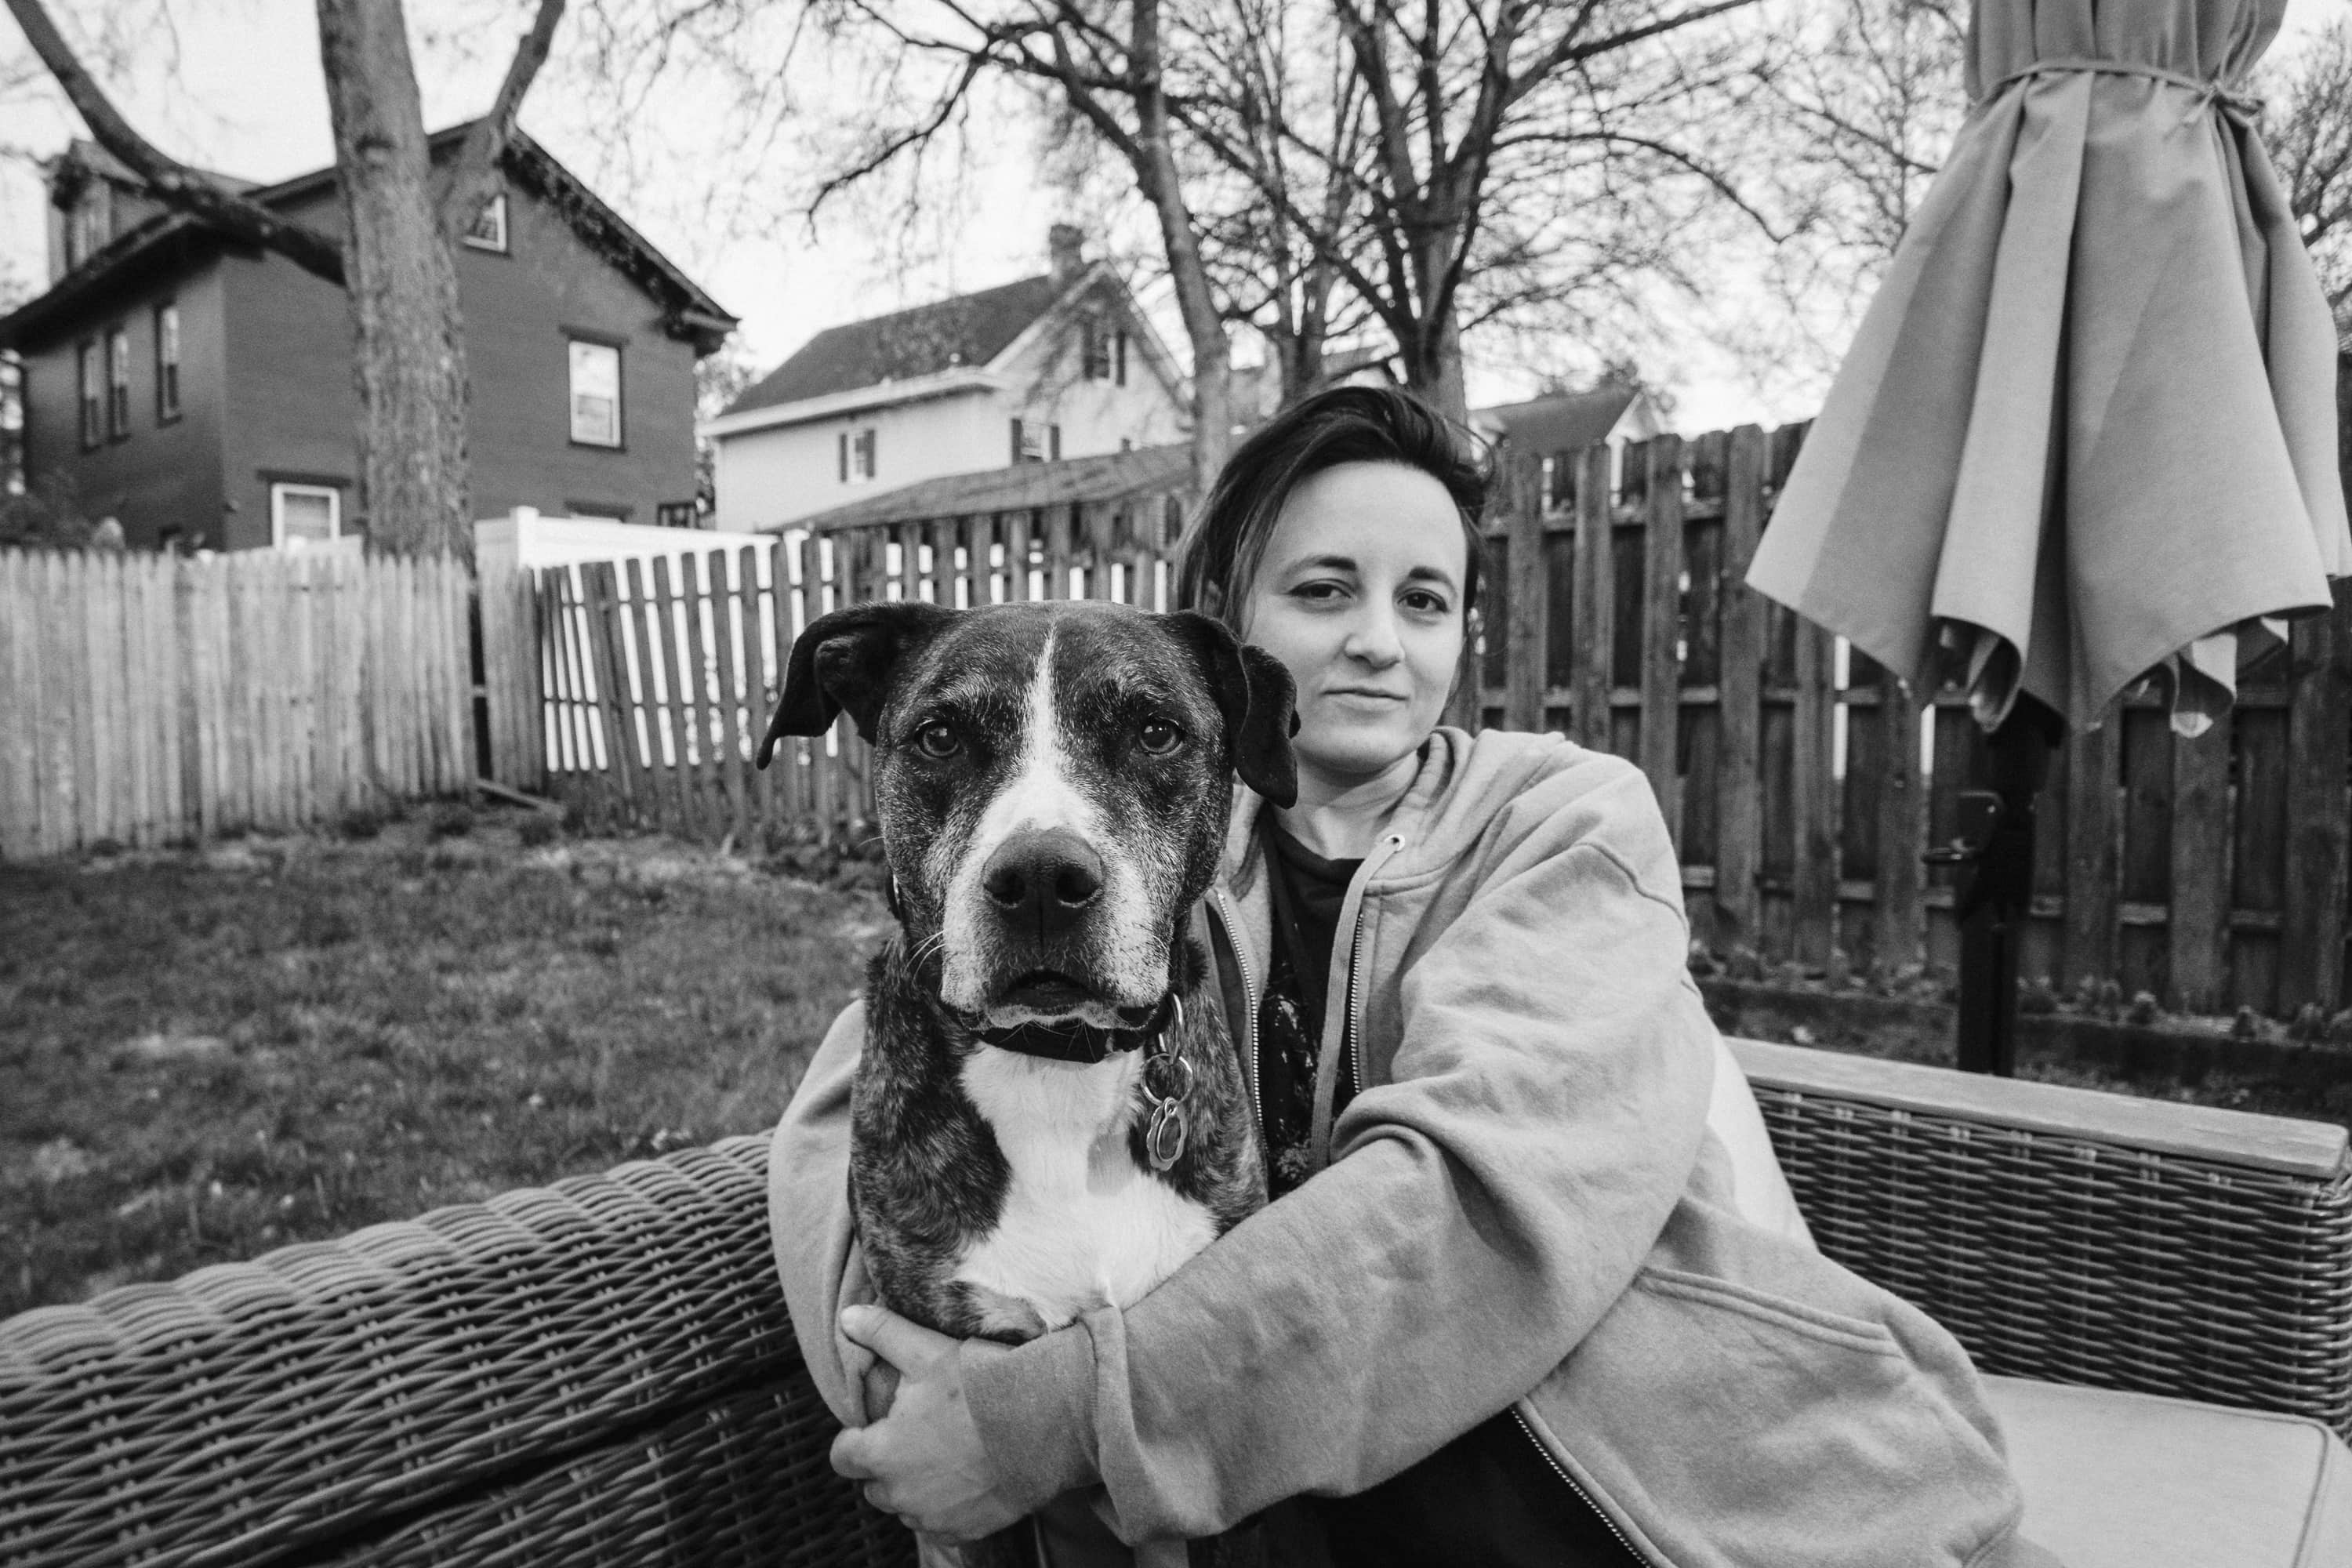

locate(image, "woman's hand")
[[829, 1305, 1028, 1543]]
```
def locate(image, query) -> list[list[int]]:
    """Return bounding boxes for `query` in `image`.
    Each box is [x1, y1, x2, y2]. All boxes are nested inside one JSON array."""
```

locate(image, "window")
[[568, 339, 622, 447], [154, 303, 180, 423], [837, 426, 878, 482], [1048, 423, 1062, 461], [1011, 418, 1044, 464], [1081, 318, 1109, 381], [271, 483, 340, 550], [1115, 328, 1127, 386], [106, 327, 130, 438], [77, 340, 100, 449], [67, 190, 108, 269], [464, 193, 509, 253]]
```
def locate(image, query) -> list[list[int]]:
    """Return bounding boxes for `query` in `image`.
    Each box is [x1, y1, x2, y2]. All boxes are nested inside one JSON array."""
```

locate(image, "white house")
[[1472, 383, 1662, 461], [701, 227, 1189, 532]]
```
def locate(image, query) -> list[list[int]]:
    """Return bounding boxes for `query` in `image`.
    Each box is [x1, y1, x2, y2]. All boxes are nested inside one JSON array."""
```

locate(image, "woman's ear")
[[1197, 579, 1226, 621]]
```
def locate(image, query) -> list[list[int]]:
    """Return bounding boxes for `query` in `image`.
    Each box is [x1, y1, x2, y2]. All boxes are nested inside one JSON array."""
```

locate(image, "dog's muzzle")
[[980, 828, 1105, 940]]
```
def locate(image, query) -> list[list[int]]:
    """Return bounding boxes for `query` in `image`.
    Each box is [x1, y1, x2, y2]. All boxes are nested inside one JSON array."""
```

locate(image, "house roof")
[[1473, 385, 1640, 453], [791, 442, 1191, 533], [724, 274, 1067, 417], [0, 123, 736, 354]]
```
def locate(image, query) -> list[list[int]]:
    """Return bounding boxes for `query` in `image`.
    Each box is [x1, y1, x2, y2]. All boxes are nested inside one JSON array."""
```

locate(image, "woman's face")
[[1238, 461, 1470, 788]]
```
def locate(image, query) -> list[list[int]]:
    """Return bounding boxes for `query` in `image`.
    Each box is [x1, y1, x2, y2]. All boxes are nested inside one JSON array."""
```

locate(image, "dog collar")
[[973, 993, 1179, 1065]]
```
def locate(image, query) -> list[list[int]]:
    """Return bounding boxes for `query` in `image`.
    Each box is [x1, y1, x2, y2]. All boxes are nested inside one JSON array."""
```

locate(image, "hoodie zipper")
[[1206, 889, 1261, 1134], [1508, 1405, 1663, 1567], [1339, 833, 1406, 1116]]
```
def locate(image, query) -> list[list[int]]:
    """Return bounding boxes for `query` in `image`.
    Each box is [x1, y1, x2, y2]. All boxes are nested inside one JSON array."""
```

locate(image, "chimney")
[[1049, 224, 1087, 289]]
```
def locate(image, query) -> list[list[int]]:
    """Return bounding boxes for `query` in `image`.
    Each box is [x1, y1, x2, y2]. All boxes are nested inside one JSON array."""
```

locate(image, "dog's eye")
[[1138, 719, 1182, 756], [913, 721, 960, 758]]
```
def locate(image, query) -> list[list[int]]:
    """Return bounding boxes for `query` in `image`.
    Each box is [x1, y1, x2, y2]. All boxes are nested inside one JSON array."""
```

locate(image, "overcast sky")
[[0, 0, 2342, 433]]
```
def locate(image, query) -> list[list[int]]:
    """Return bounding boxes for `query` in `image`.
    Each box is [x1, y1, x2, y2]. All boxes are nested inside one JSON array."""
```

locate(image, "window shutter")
[[839, 431, 848, 482], [1049, 424, 1062, 461], [867, 427, 878, 476], [1011, 418, 1024, 464], [1116, 330, 1128, 386]]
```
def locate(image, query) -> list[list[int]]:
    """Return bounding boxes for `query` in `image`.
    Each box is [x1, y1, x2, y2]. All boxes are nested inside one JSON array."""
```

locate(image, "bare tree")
[[1160, 0, 1770, 419], [2265, 15, 2352, 338], [4, 0, 565, 557], [793, 0, 1246, 492]]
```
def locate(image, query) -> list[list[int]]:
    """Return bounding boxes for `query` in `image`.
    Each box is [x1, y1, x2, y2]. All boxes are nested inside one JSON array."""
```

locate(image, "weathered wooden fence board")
[[0, 546, 473, 856]]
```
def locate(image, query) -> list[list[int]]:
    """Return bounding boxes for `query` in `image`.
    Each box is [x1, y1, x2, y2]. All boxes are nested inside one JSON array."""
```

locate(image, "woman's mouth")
[[1324, 687, 1409, 703]]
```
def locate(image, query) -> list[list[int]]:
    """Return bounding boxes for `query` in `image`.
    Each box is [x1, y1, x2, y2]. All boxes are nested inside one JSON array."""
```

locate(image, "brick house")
[[701, 226, 1187, 532], [0, 125, 735, 552]]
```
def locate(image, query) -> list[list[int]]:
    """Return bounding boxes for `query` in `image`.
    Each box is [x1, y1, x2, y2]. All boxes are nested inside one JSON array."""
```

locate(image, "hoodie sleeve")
[[768, 998, 882, 1430], [960, 769, 1717, 1541]]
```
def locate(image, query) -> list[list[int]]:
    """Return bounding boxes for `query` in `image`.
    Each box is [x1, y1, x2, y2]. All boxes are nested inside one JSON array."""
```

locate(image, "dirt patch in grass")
[[0, 815, 887, 1316]]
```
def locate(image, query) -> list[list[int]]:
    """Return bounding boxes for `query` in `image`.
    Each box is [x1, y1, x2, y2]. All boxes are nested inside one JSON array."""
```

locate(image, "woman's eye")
[[913, 721, 960, 758], [1138, 719, 1182, 756], [1403, 590, 1451, 615], [1290, 580, 1347, 602]]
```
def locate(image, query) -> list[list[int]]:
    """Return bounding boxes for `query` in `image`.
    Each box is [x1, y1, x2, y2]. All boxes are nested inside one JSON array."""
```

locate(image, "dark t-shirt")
[[1250, 815, 1645, 1567], [1258, 818, 1361, 1200]]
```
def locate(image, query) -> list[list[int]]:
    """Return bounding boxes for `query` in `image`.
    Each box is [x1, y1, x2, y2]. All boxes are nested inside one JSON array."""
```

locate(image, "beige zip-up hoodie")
[[771, 728, 2060, 1568]]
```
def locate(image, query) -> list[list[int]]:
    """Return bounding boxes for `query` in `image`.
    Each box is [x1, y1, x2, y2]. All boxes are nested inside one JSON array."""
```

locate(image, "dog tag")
[[1142, 1051, 1194, 1103], [1146, 1101, 1188, 1171]]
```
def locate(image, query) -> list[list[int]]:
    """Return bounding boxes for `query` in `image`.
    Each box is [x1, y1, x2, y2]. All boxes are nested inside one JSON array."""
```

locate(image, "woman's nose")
[[1341, 608, 1403, 666]]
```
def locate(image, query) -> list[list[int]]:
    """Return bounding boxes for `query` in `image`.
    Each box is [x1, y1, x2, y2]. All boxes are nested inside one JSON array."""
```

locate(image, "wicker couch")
[[2, 1040, 2347, 1568]]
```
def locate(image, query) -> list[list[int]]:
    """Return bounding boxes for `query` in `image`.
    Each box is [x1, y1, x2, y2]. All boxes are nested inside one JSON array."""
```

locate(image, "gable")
[[726, 274, 1062, 415], [0, 125, 733, 357]]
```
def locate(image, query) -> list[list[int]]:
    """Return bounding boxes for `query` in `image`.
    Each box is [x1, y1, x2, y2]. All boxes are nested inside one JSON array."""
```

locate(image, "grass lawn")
[[0, 813, 884, 1317]]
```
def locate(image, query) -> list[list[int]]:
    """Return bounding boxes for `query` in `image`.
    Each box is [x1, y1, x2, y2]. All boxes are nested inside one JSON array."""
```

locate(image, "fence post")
[[2169, 720, 2233, 1014], [1639, 436, 1685, 846], [1715, 427, 1768, 953], [1570, 444, 1614, 753], [1503, 446, 1548, 733], [2280, 586, 2352, 1014]]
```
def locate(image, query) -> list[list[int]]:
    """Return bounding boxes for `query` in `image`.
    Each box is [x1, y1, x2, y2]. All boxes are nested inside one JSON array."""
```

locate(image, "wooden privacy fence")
[[0, 546, 474, 858], [528, 423, 2352, 1020], [525, 498, 1184, 850], [1475, 423, 2352, 1022]]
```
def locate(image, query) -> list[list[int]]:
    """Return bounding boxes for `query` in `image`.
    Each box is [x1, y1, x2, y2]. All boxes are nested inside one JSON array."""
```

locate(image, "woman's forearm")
[[768, 1000, 877, 1428], [963, 844, 1716, 1540]]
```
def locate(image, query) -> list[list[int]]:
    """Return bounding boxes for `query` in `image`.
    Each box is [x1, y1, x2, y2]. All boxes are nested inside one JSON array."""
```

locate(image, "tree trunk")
[[1132, 0, 1232, 501], [1398, 307, 1469, 424], [314, 0, 472, 560]]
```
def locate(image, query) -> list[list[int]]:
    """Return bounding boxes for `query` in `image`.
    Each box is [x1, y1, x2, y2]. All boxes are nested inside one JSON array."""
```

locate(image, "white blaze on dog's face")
[[868, 604, 1250, 1029]]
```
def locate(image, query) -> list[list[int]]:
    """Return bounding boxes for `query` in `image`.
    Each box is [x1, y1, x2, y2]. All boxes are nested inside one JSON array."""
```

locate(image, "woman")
[[771, 387, 2055, 1567]]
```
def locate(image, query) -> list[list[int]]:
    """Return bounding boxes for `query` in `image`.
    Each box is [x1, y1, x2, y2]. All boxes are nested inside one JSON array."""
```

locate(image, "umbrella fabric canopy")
[[1746, 0, 2351, 736]]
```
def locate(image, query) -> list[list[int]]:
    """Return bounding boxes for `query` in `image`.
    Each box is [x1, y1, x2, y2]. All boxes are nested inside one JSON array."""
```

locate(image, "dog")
[[760, 597, 1295, 1353]]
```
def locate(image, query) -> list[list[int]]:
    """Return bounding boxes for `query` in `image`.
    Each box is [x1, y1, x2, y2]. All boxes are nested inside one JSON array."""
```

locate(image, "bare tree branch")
[[441, 0, 569, 238], [4, 0, 347, 283]]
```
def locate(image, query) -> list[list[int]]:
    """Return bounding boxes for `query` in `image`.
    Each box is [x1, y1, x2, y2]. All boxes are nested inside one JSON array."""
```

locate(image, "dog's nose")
[[982, 829, 1105, 934]]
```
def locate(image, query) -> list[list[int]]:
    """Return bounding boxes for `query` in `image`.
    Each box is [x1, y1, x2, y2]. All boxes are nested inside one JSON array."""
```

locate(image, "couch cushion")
[[1985, 1375, 2352, 1568]]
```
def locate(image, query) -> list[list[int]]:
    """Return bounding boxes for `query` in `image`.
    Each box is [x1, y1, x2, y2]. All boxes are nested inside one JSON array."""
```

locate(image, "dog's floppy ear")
[[760, 601, 955, 766], [1165, 611, 1299, 809]]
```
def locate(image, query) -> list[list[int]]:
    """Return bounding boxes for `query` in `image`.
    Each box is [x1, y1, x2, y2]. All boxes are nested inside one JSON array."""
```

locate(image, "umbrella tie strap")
[[1984, 56, 2261, 122]]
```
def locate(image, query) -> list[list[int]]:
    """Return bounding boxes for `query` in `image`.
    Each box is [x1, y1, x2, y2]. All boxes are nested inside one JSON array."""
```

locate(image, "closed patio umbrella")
[[1744, 0, 2350, 1069]]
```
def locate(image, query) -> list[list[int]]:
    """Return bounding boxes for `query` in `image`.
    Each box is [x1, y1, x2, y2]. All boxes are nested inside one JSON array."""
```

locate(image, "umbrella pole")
[[1951, 695, 2063, 1076]]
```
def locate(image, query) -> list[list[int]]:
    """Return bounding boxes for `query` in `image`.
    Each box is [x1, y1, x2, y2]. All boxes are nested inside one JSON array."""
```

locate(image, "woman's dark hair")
[[1172, 384, 1488, 629]]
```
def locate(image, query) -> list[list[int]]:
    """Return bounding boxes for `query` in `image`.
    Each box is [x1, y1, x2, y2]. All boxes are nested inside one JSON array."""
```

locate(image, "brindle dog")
[[761, 599, 1295, 1566]]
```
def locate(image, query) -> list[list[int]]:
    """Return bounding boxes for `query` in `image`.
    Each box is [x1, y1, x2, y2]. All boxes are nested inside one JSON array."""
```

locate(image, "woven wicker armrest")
[[0, 1135, 907, 1568], [1730, 1038, 2352, 1437]]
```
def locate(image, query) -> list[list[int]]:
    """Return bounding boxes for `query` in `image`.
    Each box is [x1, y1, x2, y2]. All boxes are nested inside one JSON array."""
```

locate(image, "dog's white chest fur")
[[953, 1047, 1218, 1334]]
